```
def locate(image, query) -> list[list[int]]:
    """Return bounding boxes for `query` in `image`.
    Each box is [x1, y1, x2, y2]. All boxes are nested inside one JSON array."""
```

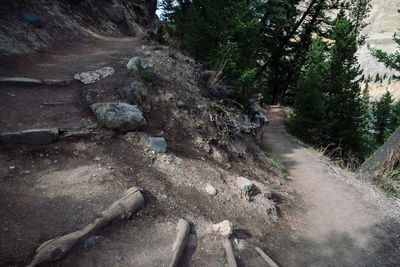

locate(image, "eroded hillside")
[[358, 0, 400, 101]]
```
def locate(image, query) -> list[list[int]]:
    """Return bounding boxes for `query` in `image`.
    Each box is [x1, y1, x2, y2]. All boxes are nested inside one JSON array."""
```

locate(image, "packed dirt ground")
[[1, 33, 400, 266]]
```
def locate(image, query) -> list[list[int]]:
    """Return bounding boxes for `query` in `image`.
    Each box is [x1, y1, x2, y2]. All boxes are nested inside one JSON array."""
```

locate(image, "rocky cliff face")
[[357, 0, 400, 101], [0, 0, 157, 56]]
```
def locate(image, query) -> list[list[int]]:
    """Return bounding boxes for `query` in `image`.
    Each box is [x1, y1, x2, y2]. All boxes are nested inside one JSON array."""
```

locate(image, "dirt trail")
[[260, 106, 400, 266], [0, 35, 146, 132]]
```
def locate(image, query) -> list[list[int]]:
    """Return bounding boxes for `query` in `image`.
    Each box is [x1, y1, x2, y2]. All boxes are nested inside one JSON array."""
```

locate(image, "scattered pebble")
[[84, 236, 103, 248], [205, 184, 217, 196], [236, 177, 254, 192], [115, 255, 123, 261], [53, 160, 58, 163], [276, 180, 282, 186], [94, 156, 101, 161], [2, 227, 9, 232]]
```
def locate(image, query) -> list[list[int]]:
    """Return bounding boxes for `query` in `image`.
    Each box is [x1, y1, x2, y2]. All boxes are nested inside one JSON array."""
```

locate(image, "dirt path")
[[260, 106, 400, 266], [0, 35, 146, 132]]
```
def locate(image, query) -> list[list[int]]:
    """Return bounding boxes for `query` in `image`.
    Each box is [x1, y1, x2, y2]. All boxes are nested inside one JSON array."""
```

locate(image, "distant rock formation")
[[357, 0, 400, 101]]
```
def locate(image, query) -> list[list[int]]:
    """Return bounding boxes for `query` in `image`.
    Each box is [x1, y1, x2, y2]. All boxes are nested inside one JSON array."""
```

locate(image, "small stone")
[[212, 220, 233, 237], [84, 236, 103, 248], [23, 170, 31, 175], [94, 156, 101, 161], [127, 57, 141, 72], [176, 100, 186, 109], [154, 130, 165, 137], [236, 177, 254, 192], [141, 45, 147, 50], [53, 160, 58, 163], [74, 67, 115, 85], [82, 89, 98, 104], [2, 227, 9, 232], [6, 92, 16, 97], [276, 180, 282, 186], [205, 184, 217, 196], [115, 255, 123, 261], [146, 137, 167, 153]]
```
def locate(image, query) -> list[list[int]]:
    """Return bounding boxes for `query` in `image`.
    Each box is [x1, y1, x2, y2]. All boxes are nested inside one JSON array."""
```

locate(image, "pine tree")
[[324, 12, 369, 159], [289, 38, 328, 145], [373, 91, 394, 145]]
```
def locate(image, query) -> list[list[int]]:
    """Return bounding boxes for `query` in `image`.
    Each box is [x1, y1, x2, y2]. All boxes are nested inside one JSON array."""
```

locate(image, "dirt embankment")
[[0, 34, 288, 266], [0, 0, 157, 56]]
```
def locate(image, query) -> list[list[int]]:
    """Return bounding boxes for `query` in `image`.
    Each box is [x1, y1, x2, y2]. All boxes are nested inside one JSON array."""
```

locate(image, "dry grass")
[[377, 147, 400, 196]]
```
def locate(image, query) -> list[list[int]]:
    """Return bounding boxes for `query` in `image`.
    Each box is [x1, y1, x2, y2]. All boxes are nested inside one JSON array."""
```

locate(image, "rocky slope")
[[0, 0, 157, 56], [357, 0, 400, 101]]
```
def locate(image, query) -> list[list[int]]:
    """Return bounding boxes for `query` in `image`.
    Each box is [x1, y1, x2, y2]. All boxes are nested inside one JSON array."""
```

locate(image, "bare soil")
[[259, 106, 400, 266], [1, 34, 399, 267]]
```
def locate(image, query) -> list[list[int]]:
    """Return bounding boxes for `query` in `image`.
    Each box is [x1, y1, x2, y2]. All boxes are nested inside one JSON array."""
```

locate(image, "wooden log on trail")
[[255, 246, 279, 267], [222, 237, 238, 267], [168, 219, 190, 267], [28, 187, 144, 267]]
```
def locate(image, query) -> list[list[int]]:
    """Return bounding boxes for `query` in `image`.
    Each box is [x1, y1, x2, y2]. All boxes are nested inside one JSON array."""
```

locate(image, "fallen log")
[[28, 187, 144, 267], [168, 219, 190, 267], [255, 246, 279, 267], [222, 237, 238, 267]]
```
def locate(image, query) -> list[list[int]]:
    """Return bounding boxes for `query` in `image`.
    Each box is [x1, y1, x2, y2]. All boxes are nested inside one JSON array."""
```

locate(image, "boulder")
[[0, 128, 59, 145], [90, 103, 146, 131], [146, 137, 167, 153], [126, 57, 141, 72], [74, 67, 115, 85]]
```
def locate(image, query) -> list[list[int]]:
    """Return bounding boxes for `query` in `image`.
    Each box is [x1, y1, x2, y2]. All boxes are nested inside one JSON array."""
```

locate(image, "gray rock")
[[74, 67, 115, 85], [236, 177, 254, 192], [176, 100, 186, 109], [124, 82, 145, 104], [126, 57, 141, 72], [205, 184, 217, 196], [2, 227, 8, 232], [146, 137, 167, 153], [143, 51, 152, 57], [90, 103, 146, 132], [84, 236, 103, 248], [82, 89, 99, 104], [0, 128, 59, 145], [0, 77, 42, 85], [115, 255, 123, 261], [141, 45, 147, 50]]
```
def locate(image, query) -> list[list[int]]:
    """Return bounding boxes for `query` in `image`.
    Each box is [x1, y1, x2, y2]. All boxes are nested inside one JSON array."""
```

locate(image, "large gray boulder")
[[90, 103, 146, 131]]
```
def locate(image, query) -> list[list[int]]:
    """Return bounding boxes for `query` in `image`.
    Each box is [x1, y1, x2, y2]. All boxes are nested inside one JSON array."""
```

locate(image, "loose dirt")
[[1, 34, 400, 267], [259, 106, 400, 266]]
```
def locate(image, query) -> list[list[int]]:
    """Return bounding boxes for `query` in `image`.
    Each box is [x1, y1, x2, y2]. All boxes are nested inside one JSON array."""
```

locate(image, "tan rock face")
[[358, 0, 400, 101]]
